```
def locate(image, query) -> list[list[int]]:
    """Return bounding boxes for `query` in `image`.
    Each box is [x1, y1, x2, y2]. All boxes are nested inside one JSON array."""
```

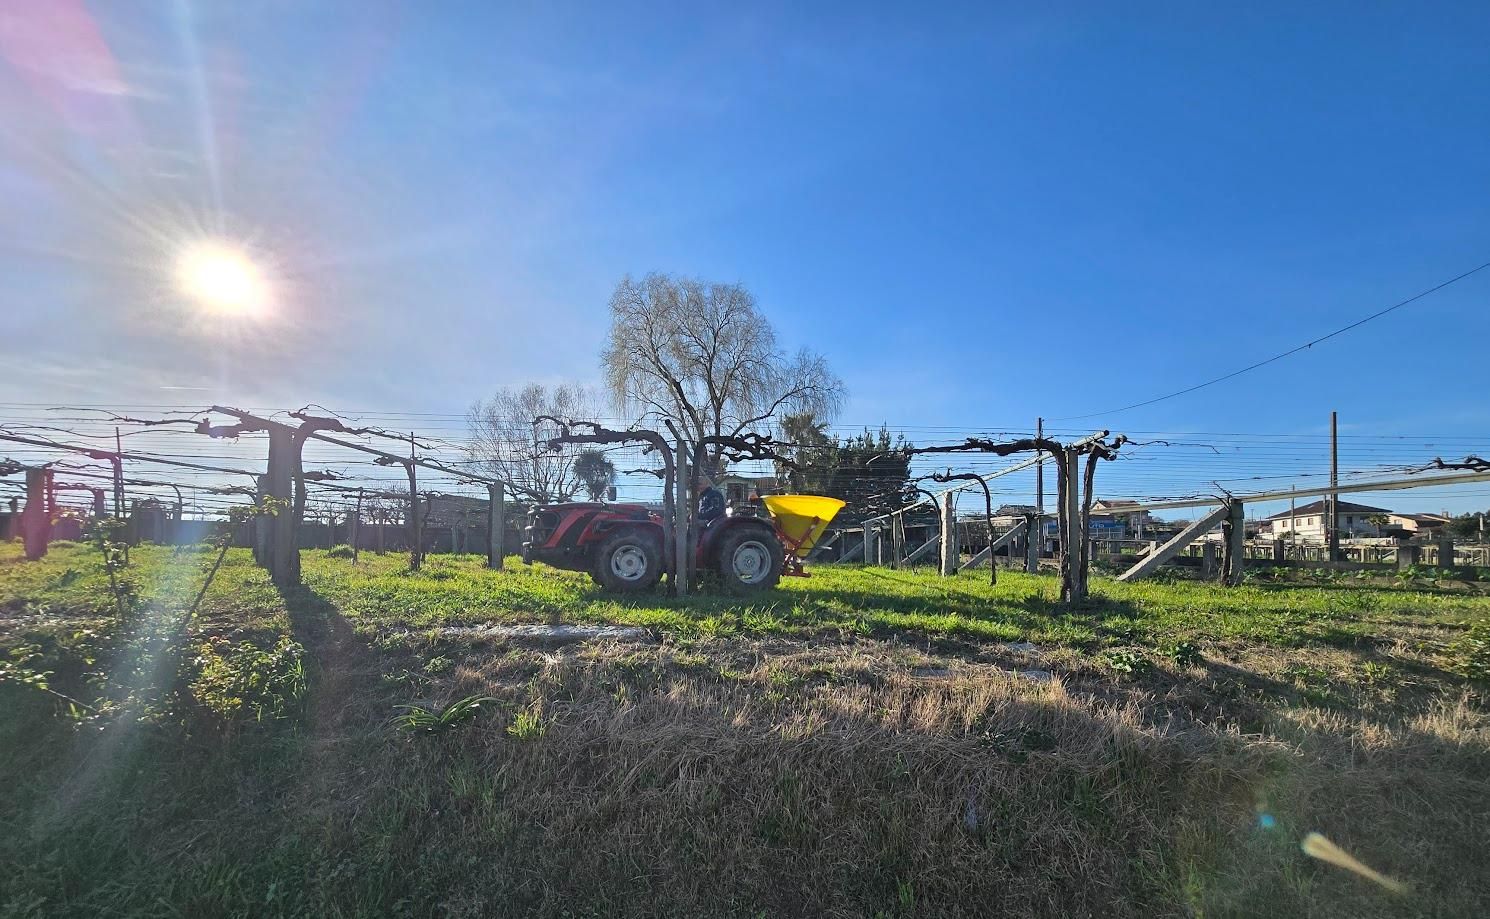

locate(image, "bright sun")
[[173, 240, 272, 317]]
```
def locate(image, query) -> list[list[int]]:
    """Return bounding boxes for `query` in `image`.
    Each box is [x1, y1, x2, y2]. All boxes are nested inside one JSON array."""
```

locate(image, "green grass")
[[279, 546, 1490, 650], [9, 543, 1485, 653], [3, 540, 1488, 917]]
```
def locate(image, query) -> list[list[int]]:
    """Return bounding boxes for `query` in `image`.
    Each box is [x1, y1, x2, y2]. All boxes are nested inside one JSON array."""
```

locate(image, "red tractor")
[[521, 495, 843, 594]]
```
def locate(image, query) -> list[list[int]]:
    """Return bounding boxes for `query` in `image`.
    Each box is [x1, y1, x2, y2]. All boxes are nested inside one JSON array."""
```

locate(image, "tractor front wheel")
[[716, 528, 784, 593], [592, 528, 663, 593]]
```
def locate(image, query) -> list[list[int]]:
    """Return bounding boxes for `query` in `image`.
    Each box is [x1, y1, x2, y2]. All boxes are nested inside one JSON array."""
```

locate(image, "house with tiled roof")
[[1262, 499, 1391, 541]]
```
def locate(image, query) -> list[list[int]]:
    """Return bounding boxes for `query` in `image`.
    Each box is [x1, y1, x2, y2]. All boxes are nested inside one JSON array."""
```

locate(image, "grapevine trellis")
[[7, 405, 1490, 595]]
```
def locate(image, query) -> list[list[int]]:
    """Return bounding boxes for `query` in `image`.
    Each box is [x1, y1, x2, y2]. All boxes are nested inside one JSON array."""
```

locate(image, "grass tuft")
[[506, 706, 546, 740], [390, 694, 500, 734]]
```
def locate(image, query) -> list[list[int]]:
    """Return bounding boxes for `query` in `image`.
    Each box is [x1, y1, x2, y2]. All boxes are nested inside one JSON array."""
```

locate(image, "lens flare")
[[1301, 832, 1407, 894], [173, 239, 271, 317]]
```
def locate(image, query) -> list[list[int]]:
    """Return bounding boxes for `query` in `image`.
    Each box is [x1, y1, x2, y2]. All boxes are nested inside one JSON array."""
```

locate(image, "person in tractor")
[[697, 474, 726, 523]]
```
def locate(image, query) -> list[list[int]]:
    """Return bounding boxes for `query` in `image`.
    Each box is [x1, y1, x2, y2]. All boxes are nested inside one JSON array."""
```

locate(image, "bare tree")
[[467, 384, 600, 503], [602, 273, 844, 474]]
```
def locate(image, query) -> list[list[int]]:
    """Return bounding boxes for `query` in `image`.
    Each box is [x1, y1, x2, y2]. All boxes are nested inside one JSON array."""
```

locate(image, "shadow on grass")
[[277, 580, 351, 650], [271, 580, 413, 743], [1244, 579, 1487, 598]]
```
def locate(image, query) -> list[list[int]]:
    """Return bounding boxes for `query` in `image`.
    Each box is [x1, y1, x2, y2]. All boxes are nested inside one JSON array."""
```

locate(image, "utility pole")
[[1328, 411, 1339, 563], [113, 427, 125, 517], [1035, 417, 1044, 516], [1034, 416, 1044, 566], [1289, 486, 1297, 559]]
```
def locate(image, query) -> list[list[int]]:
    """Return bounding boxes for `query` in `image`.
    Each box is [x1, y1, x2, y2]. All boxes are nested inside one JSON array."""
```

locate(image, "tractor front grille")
[[522, 508, 560, 562]]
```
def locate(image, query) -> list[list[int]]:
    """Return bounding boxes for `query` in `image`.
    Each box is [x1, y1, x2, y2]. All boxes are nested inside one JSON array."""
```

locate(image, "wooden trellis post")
[[253, 475, 269, 566], [405, 433, 422, 571], [939, 493, 958, 576], [22, 467, 49, 560], [111, 428, 125, 518], [264, 426, 297, 587], [486, 482, 505, 569], [1222, 500, 1246, 586], [1437, 536, 1456, 571], [351, 488, 363, 564]]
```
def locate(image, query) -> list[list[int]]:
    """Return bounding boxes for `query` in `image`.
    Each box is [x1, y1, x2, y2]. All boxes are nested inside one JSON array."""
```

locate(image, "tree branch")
[[1429, 455, 1490, 472]]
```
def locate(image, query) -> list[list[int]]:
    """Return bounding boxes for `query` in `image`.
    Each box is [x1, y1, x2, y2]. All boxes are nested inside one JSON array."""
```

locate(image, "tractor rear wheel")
[[716, 527, 783, 593], [592, 528, 663, 593]]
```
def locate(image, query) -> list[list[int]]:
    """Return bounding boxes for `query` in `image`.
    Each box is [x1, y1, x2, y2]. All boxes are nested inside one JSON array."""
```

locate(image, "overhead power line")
[[1051, 257, 1490, 421]]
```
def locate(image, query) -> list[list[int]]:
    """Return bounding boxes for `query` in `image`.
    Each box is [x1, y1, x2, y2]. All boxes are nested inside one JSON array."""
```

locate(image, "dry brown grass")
[[258, 632, 1486, 918], [4, 546, 1488, 917]]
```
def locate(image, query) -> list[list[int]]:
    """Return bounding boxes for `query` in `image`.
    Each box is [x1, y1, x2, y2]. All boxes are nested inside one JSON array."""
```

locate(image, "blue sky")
[[2, 2, 1490, 515]]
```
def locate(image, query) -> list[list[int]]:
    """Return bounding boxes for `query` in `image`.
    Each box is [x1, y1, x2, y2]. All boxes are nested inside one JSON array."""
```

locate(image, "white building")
[[1386, 512, 1450, 536], [1264, 500, 1390, 542]]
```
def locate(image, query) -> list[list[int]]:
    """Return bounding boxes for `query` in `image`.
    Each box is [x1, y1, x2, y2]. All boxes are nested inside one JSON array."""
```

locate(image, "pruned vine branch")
[[691, 431, 801, 475], [898, 436, 1071, 460], [289, 408, 432, 448], [1428, 455, 1490, 472]]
